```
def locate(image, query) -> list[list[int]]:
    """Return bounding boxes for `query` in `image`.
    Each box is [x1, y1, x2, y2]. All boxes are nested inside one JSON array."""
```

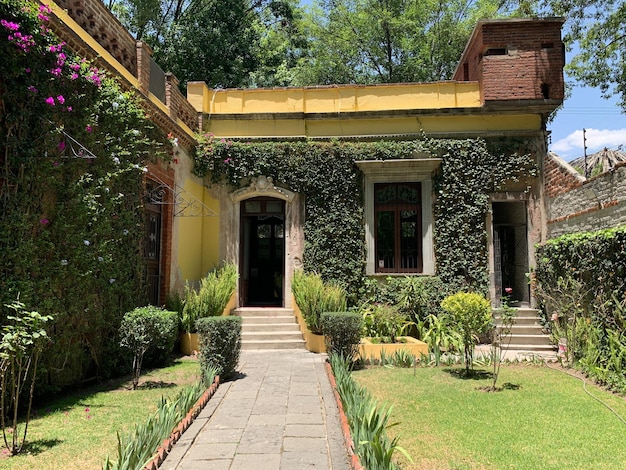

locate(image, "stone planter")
[[293, 297, 326, 353], [358, 336, 428, 361], [180, 332, 199, 355]]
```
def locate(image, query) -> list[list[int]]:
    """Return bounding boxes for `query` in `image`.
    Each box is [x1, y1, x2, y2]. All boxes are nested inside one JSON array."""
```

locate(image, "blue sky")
[[548, 83, 626, 162]]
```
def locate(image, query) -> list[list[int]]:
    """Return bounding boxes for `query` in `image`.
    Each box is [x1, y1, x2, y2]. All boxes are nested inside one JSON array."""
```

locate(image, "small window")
[[374, 183, 422, 273]]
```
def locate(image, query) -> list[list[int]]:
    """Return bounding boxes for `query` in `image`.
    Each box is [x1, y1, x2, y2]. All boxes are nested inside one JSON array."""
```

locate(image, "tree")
[[542, 0, 626, 109], [291, 0, 528, 85], [108, 0, 301, 90]]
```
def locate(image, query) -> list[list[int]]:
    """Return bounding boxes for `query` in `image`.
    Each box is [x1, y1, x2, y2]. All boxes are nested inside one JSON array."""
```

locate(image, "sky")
[[547, 83, 626, 162]]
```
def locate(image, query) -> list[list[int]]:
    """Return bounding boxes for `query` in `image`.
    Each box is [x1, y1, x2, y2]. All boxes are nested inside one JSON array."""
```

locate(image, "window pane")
[[376, 211, 395, 269], [398, 184, 419, 203], [400, 210, 419, 269], [266, 201, 283, 213], [375, 185, 397, 204], [244, 201, 261, 213]]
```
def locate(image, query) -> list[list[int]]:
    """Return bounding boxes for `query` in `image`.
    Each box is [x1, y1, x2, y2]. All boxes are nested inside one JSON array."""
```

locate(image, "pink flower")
[[70, 73, 79, 80], [1, 20, 20, 31], [551, 313, 558, 322], [58, 141, 66, 151], [504, 287, 513, 295], [50, 67, 62, 77], [39, 4, 51, 13], [40, 218, 49, 225], [69, 63, 80, 71], [45, 97, 55, 106], [28, 85, 37, 93], [84, 407, 90, 413], [25, 68, 30, 73], [66, 106, 73, 112], [86, 125, 93, 133], [57, 95, 65, 105]]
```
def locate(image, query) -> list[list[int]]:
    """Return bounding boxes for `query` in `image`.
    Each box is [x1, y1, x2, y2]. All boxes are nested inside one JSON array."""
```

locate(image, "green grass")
[[0, 357, 201, 470], [352, 364, 626, 470]]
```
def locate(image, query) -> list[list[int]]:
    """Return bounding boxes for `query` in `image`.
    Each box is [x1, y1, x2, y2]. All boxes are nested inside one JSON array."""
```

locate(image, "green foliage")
[[321, 312, 363, 361], [543, 0, 626, 109], [416, 313, 463, 366], [360, 304, 409, 343], [181, 263, 238, 333], [328, 354, 412, 469], [441, 292, 492, 372], [0, 298, 52, 455], [535, 225, 626, 392], [195, 136, 537, 300], [103, 379, 208, 470], [119, 307, 177, 390], [1, 0, 170, 389], [196, 316, 242, 380], [292, 270, 348, 334]]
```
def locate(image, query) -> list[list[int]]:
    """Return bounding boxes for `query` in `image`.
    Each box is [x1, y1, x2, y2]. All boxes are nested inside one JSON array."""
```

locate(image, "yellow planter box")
[[358, 336, 428, 361], [293, 297, 326, 353], [180, 333, 199, 355]]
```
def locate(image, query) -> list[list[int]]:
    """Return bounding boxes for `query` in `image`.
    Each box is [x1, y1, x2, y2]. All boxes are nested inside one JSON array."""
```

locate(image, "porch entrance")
[[240, 197, 285, 307], [492, 201, 529, 306]]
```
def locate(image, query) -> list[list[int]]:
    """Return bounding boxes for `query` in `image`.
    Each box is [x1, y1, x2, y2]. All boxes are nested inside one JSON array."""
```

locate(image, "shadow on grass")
[[19, 438, 63, 456], [137, 380, 177, 390], [443, 368, 493, 380]]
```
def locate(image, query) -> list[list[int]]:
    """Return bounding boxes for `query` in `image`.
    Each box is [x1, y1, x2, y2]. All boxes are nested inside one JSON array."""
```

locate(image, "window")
[[356, 158, 440, 276], [374, 183, 422, 272]]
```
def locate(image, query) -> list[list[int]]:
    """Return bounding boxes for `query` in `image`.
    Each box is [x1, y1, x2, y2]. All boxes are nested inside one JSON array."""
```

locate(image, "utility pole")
[[583, 128, 588, 178]]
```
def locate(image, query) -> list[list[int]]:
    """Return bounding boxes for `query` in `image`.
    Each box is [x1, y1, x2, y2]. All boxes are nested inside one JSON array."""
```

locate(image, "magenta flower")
[[45, 97, 55, 106], [1, 19, 20, 31], [58, 141, 66, 151], [57, 95, 65, 105], [25, 67, 30, 73], [40, 218, 49, 225], [66, 106, 73, 112], [69, 63, 80, 71], [27, 85, 37, 93], [50, 67, 62, 77], [504, 287, 513, 295], [70, 72, 79, 80], [86, 125, 93, 133]]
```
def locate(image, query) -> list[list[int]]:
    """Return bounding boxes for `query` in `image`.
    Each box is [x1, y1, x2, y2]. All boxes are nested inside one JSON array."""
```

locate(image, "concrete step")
[[240, 315, 297, 325], [242, 339, 306, 350], [243, 323, 301, 333], [499, 324, 546, 335], [242, 331, 304, 341], [233, 307, 294, 317], [501, 343, 556, 352], [500, 333, 553, 346], [493, 308, 555, 354]]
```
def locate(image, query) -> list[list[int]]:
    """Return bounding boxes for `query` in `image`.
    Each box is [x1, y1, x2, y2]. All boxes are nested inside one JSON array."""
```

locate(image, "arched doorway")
[[240, 197, 285, 306]]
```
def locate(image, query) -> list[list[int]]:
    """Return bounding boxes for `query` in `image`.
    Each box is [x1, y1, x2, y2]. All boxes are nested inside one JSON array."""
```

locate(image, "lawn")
[[352, 364, 626, 470], [0, 357, 201, 470]]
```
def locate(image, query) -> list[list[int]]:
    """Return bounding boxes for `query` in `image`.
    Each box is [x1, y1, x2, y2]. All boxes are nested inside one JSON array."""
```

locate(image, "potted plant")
[[358, 303, 428, 360], [179, 262, 238, 354], [292, 270, 347, 353]]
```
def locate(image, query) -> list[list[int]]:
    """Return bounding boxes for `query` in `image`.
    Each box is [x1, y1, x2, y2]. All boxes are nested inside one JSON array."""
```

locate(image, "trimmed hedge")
[[321, 312, 363, 361], [196, 316, 242, 380]]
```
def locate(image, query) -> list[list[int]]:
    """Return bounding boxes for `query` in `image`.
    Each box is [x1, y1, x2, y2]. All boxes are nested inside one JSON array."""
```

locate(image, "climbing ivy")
[[1, 0, 169, 388], [194, 135, 537, 301]]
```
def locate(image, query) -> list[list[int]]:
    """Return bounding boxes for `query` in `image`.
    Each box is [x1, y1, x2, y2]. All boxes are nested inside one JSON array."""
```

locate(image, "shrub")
[[292, 270, 347, 334], [361, 303, 410, 343], [0, 299, 52, 455], [321, 312, 363, 361], [441, 292, 492, 373], [196, 316, 242, 380], [181, 263, 238, 333], [119, 307, 178, 389]]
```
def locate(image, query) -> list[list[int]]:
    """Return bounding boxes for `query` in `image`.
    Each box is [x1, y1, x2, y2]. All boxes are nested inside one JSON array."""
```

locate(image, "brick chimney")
[[453, 18, 565, 104]]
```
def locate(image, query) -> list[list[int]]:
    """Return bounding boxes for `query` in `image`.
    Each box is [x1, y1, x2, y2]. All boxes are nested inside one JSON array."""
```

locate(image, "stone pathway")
[[161, 349, 351, 470]]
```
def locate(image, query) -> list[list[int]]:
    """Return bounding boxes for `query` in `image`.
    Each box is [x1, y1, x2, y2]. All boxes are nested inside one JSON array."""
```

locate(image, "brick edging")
[[144, 375, 221, 470], [324, 361, 364, 470]]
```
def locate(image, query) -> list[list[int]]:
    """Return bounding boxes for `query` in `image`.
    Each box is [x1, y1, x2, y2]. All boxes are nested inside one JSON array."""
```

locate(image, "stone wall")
[[546, 155, 626, 238]]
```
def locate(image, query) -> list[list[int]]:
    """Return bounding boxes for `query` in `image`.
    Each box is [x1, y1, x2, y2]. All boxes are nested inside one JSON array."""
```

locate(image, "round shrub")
[[196, 316, 242, 380], [321, 312, 363, 361]]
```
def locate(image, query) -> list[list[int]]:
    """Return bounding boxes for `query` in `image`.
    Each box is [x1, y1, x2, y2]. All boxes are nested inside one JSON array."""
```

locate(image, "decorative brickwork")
[[54, 0, 137, 74], [454, 18, 565, 103]]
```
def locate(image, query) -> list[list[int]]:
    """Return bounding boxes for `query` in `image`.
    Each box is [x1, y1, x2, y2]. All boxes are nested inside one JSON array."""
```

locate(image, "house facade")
[[45, 2, 565, 308]]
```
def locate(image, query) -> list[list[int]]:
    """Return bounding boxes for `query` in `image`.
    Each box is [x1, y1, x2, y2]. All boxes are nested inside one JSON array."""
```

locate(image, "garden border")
[[324, 360, 365, 470], [144, 375, 220, 470]]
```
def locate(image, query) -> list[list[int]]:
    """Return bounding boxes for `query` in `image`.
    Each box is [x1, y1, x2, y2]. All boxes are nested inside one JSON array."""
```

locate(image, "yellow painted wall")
[[176, 179, 221, 282]]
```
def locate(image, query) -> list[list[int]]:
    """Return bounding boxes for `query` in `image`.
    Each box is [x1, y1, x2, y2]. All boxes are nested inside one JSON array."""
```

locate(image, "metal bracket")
[[146, 176, 217, 217]]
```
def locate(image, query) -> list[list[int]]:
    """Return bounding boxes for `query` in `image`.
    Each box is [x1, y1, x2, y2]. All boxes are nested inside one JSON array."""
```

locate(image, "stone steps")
[[233, 308, 306, 350], [494, 308, 556, 356]]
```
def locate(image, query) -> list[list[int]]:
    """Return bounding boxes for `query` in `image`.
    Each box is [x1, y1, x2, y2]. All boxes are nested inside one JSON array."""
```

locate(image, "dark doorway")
[[144, 180, 162, 305], [492, 202, 529, 306], [240, 197, 285, 306]]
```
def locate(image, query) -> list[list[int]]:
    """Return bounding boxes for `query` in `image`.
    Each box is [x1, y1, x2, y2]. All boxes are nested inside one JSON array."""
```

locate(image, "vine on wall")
[[1, 0, 169, 388], [194, 135, 537, 300]]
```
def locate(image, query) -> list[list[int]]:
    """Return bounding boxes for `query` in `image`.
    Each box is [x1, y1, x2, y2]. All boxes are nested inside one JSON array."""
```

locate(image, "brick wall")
[[54, 0, 137, 75], [546, 161, 626, 238], [454, 19, 564, 102], [544, 151, 584, 198]]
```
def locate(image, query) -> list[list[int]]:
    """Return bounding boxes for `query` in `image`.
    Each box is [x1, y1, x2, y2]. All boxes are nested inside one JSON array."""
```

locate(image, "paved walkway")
[[161, 349, 351, 470]]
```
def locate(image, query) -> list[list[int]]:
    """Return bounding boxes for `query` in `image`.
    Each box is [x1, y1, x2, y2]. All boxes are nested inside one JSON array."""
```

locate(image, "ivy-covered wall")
[[194, 135, 538, 302], [1, 1, 169, 388]]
